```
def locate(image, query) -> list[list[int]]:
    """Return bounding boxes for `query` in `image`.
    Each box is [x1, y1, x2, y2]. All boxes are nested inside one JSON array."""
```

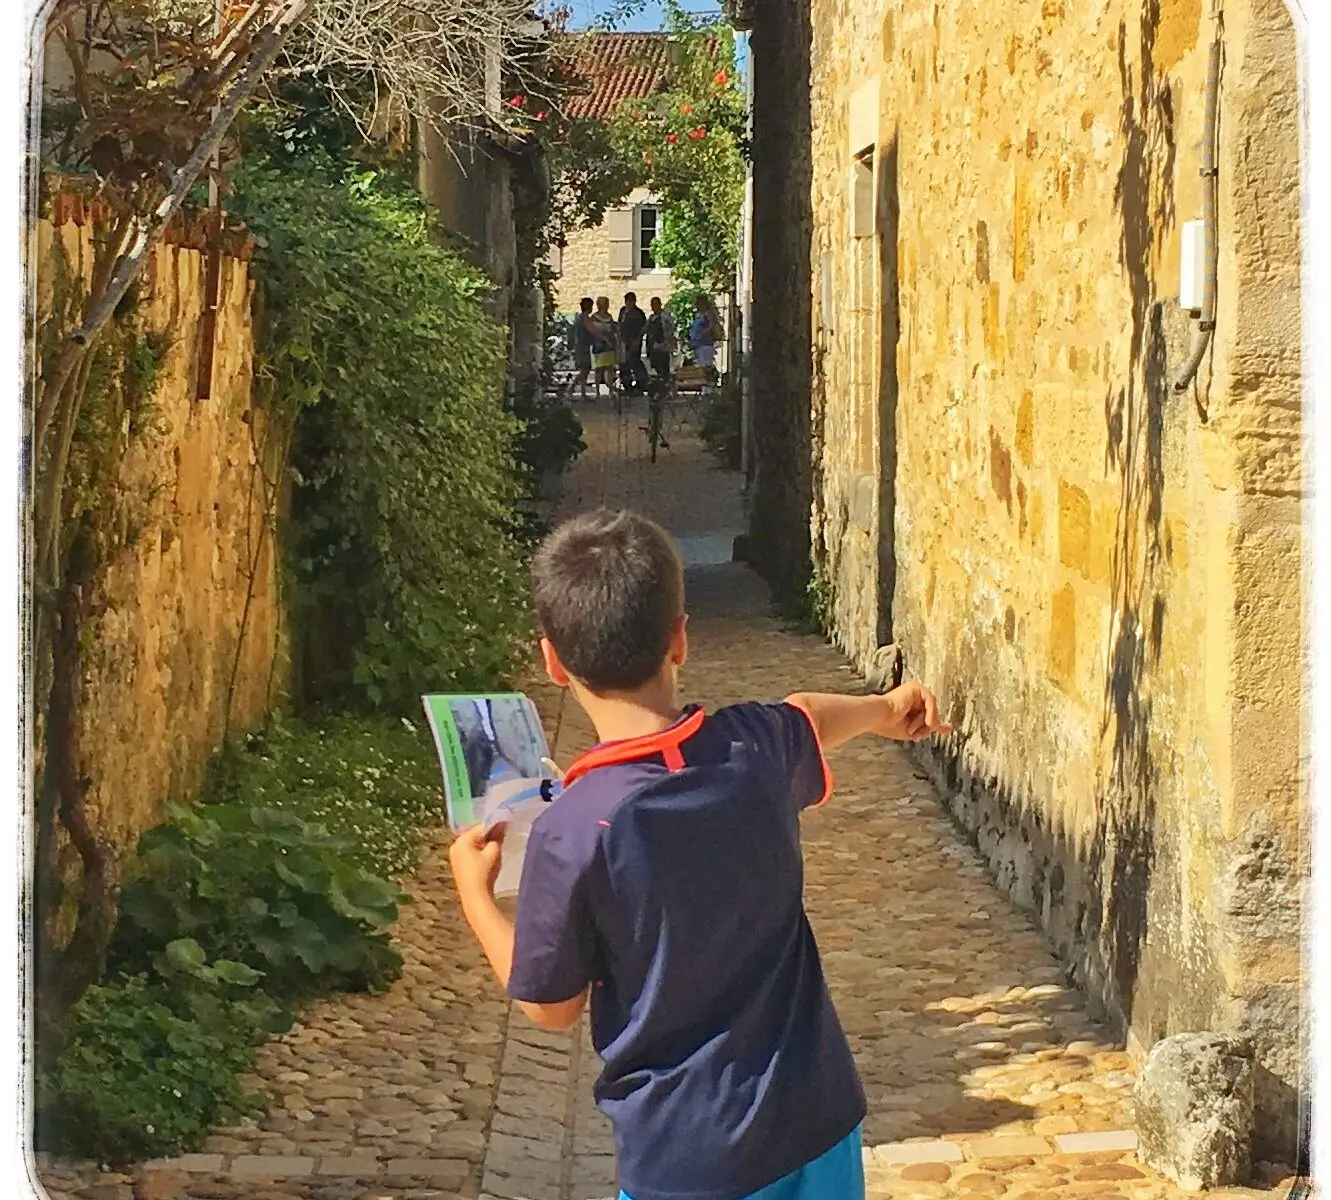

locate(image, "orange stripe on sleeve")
[[783, 698, 835, 807]]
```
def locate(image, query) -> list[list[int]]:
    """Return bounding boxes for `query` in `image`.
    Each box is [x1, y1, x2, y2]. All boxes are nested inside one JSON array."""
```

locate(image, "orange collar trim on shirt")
[[561, 707, 706, 787]]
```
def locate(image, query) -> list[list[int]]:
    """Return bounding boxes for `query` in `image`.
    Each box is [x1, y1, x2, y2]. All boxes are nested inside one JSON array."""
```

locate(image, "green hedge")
[[231, 152, 532, 713]]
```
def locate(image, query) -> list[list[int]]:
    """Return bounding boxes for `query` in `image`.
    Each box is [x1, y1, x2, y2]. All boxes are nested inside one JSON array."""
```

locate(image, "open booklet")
[[421, 692, 562, 897]]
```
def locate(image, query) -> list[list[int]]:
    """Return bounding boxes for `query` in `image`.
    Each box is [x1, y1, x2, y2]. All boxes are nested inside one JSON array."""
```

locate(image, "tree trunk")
[[33, 528, 116, 1063]]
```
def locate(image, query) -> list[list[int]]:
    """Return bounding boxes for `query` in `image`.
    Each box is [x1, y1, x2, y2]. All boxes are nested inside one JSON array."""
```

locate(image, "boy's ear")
[[540, 637, 571, 687], [668, 614, 689, 668]]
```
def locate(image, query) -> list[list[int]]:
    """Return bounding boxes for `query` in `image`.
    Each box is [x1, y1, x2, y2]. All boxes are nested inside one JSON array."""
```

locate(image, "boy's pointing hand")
[[878, 682, 953, 742]]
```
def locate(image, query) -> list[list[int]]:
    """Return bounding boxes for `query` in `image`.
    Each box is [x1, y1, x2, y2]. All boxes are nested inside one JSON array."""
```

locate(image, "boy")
[[450, 509, 950, 1200]]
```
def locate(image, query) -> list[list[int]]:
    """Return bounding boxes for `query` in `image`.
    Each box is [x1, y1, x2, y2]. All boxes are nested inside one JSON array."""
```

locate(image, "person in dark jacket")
[[618, 292, 649, 395]]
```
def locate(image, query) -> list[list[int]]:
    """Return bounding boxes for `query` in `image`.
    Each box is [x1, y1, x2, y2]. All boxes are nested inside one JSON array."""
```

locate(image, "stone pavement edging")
[[47, 1129, 1138, 1183], [864, 1129, 1138, 1166]]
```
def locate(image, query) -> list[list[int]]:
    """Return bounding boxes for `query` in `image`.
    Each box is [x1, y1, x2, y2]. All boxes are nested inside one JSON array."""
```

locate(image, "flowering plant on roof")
[[492, 6, 587, 141], [604, 0, 746, 288]]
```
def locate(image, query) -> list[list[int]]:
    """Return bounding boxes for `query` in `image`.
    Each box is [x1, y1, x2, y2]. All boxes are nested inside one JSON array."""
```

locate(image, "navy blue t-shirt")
[[507, 702, 867, 1200]]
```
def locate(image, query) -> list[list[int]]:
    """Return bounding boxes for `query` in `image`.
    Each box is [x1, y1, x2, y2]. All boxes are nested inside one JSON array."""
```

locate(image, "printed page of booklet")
[[421, 692, 561, 897]]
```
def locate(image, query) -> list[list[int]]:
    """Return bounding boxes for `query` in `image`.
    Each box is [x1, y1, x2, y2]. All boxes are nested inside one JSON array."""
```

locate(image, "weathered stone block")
[[865, 643, 902, 693], [1047, 586, 1076, 690], [1134, 1032, 1254, 1190], [1056, 482, 1091, 576]]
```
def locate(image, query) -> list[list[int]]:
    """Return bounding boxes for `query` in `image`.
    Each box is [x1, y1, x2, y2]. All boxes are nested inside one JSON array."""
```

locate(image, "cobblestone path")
[[37, 403, 1297, 1200]]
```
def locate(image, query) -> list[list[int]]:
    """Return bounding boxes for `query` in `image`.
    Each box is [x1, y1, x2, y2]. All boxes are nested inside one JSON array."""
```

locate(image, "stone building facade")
[[749, 0, 1307, 1164], [551, 186, 677, 316], [548, 34, 684, 318]]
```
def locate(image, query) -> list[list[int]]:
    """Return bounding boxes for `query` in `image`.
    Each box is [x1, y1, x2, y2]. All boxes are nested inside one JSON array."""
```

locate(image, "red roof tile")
[[562, 32, 675, 120]]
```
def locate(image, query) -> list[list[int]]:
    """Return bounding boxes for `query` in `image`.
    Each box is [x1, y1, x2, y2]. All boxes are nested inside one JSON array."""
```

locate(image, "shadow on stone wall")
[[876, 136, 900, 647], [1089, 0, 1176, 1025], [748, 0, 815, 609]]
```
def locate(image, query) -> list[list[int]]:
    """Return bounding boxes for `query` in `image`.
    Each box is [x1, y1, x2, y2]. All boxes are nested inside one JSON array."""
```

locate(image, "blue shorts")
[[620, 1125, 865, 1200]]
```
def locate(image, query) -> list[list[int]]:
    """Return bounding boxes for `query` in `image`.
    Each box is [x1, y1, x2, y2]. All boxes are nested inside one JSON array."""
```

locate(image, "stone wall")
[[552, 188, 677, 315], [35, 199, 284, 851], [419, 125, 545, 395], [794, 0, 1305, 1161]]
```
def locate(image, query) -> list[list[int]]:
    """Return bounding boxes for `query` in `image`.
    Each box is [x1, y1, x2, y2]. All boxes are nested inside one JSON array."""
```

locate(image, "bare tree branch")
[[69, 0, 310, 348]]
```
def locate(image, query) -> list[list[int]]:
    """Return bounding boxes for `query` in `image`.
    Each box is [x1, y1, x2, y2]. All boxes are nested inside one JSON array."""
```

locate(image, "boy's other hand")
[[449, 823, 507, 898], [878, 682, 952, 742]]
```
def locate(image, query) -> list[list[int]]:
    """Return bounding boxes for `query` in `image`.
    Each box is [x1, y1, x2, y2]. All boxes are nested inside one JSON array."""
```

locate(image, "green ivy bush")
[[699, 373, 742, 470], [202, 714, 445, 881], [36, 974, 265, 1165], [39, 712, 442, 1164], [110, 800, 408, 1002], [230, 149, 532, 713]]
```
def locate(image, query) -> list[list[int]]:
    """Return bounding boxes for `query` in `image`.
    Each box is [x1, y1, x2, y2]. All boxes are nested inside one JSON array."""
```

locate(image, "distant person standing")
[[618, 292, 649, 395], [688, 295, 725, 379], [589, 297, 619, 395], [563, 297, 595, 402], [645, 296, 678, 383]]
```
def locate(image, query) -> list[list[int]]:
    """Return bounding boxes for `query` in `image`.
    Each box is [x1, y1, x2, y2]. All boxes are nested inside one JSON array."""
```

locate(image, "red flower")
[[509, 95, 526, 108], [679, 102, 694, 114], [535, 111, 547, 120], [666, 132, 679, 144], [714, 70, 728, 85], [689, 127, 707, 140]]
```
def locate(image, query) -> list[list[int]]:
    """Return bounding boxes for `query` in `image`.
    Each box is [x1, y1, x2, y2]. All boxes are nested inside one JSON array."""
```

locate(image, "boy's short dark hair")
[[579, 296, 594, 312], [532, 509, 684, 693]]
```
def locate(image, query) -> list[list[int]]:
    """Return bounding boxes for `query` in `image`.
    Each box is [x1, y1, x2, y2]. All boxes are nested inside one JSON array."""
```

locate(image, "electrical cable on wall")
[[1174, 10, 1224, 398]]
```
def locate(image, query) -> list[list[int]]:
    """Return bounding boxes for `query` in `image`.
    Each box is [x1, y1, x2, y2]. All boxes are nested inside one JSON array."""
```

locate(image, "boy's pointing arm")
[[785, 682, 951, 752]]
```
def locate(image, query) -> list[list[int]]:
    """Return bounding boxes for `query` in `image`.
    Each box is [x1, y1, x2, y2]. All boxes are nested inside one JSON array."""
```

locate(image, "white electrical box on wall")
[[1179, 219, 1205, 316]]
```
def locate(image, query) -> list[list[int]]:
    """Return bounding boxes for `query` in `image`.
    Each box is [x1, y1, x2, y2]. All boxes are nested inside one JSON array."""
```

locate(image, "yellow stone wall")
[[806, 0, 1304, 1155], [35, 207, 285, 851]]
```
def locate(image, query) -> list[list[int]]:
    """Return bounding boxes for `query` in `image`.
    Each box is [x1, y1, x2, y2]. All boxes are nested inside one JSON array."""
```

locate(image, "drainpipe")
[[1174, 14, 1223, 393], [739, 33, 755, 482]]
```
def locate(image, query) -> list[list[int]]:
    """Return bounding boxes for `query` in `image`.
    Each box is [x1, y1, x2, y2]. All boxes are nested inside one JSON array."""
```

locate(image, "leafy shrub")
[[202, 714, 444, 881], [667, 283, 711, 336], [36, 974, 264, 1165], [699, 372, 742, 470], [111, 801, 408, 1002], [607, 3, 746, 289], [511, 384, 586, 489], [230, 150, 532, 713], [40, 712, 439, 1165]]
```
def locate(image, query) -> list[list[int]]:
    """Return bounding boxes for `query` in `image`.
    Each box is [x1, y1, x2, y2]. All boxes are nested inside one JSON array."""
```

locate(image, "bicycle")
[[642, 369, 674, 462]]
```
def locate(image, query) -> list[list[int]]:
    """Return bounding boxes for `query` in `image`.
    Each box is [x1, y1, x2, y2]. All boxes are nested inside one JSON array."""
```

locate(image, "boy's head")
[[579, 296, 594, 313], [624, 291, 637, 307], [650, 296, 663, 313], [532, 509, 686, 696], [595, 295, 611, 313]]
